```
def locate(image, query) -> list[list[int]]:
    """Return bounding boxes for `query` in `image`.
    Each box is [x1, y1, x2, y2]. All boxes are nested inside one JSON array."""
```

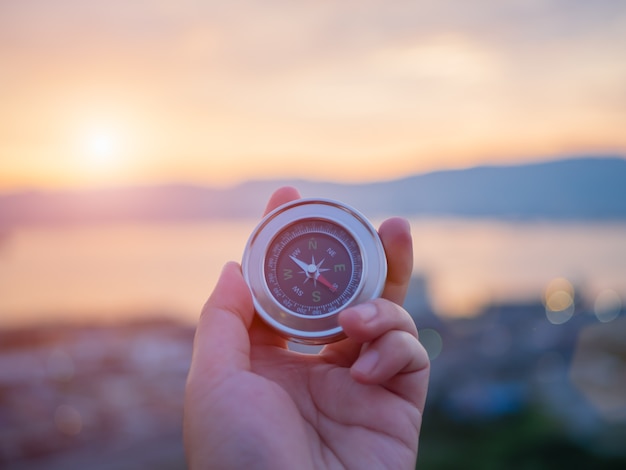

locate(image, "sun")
[[71, 125, 132, 184], [88, 131, 117, 160], [83, 129, 121, 168], [65, 105, 145, 186]]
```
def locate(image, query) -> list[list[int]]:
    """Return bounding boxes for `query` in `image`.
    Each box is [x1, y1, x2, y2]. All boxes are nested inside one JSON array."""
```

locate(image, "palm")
[[247, 345, 421, 469]]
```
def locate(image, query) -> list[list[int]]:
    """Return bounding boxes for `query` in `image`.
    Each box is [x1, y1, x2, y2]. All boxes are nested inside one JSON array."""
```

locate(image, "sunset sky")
[[1, 0, 625, 189]]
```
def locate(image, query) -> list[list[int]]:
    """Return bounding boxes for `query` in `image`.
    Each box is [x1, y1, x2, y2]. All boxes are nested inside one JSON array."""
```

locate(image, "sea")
[[0, 219, 625, 328]]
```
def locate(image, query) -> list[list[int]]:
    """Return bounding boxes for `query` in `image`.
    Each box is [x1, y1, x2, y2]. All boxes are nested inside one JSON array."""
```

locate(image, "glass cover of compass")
[[242, 198, 387, 344]]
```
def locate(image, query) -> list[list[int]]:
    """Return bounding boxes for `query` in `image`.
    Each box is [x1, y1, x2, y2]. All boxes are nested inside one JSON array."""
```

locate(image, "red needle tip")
[[317, 274, 337, 293]]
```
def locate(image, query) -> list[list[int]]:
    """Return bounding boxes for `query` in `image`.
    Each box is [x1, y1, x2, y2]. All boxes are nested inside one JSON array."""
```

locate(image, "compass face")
[[264, 219, 363, 317], [242, 198, 387, 344]]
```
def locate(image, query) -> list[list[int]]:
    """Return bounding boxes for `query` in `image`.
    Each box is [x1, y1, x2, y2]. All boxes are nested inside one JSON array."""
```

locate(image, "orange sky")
[[1, 1, 625, 189]]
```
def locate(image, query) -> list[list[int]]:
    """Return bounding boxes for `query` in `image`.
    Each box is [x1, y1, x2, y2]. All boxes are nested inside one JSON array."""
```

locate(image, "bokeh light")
[[570, 318, 626, 423], [594, 289, 622, 323], [54, 404, 82, 436], [544, 277, 575, 325], [419, 328, 443, 360]]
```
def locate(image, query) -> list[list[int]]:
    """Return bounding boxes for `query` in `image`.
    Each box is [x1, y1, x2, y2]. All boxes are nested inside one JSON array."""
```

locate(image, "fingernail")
[[353, 349, 379, 376], [358, 302, 378, 323]]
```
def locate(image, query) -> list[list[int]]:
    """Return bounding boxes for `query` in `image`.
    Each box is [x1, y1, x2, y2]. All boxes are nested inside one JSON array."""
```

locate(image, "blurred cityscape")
[[1, 277, 625, 469], [0, 320, 192, 470], [405, 276, 626, 468]]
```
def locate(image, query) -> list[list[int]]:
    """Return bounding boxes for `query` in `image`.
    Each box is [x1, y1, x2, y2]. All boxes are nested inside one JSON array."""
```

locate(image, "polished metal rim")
[[242, 198, 387, 344]]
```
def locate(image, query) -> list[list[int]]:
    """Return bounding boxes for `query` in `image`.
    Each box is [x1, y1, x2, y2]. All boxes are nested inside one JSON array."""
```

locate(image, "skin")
[[184, 187, 430, 469]]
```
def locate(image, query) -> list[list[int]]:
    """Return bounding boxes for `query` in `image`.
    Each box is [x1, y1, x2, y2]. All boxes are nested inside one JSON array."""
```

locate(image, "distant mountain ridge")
[[1, 156, 625, 227]]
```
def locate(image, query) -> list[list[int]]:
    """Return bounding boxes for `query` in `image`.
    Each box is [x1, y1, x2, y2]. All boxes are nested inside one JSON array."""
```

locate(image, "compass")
[[242, 198, 387, 344]]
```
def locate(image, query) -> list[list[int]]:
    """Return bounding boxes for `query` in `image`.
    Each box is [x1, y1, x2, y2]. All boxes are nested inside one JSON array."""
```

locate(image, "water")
[[0, 219, 625, 327]]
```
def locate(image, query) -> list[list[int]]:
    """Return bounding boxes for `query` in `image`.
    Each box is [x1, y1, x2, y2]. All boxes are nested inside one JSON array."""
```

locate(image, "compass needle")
[[290, 255, 310, 273]]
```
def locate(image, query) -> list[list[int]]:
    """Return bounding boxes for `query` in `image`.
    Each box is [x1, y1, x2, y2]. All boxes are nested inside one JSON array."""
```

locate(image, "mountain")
[[1, 156, 625, 227]]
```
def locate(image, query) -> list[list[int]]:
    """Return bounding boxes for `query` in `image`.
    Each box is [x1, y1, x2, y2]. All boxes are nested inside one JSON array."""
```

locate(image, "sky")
[[1, 0, 626, 189]]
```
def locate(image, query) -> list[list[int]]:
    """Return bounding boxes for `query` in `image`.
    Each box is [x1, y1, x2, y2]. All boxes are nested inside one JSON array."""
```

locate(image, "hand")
[[183, 187, 430, 469]]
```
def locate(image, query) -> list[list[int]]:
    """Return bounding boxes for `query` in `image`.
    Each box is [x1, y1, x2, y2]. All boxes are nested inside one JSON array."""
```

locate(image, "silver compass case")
[[242, 198, 387, 344]]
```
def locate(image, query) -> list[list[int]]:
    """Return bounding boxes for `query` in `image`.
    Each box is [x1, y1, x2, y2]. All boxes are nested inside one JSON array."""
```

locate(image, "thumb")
[[189, 261, 254, 381]]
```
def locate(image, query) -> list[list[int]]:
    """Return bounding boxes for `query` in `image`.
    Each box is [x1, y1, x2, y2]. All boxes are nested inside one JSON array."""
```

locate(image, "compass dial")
[[265, 219, 363, 317], [242, 198, 387, 344]]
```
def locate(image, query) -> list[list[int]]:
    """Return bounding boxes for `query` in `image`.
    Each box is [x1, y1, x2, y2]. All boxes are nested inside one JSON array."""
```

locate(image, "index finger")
[[263, 186, 301, 216], [378, 217, 413, 305]]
